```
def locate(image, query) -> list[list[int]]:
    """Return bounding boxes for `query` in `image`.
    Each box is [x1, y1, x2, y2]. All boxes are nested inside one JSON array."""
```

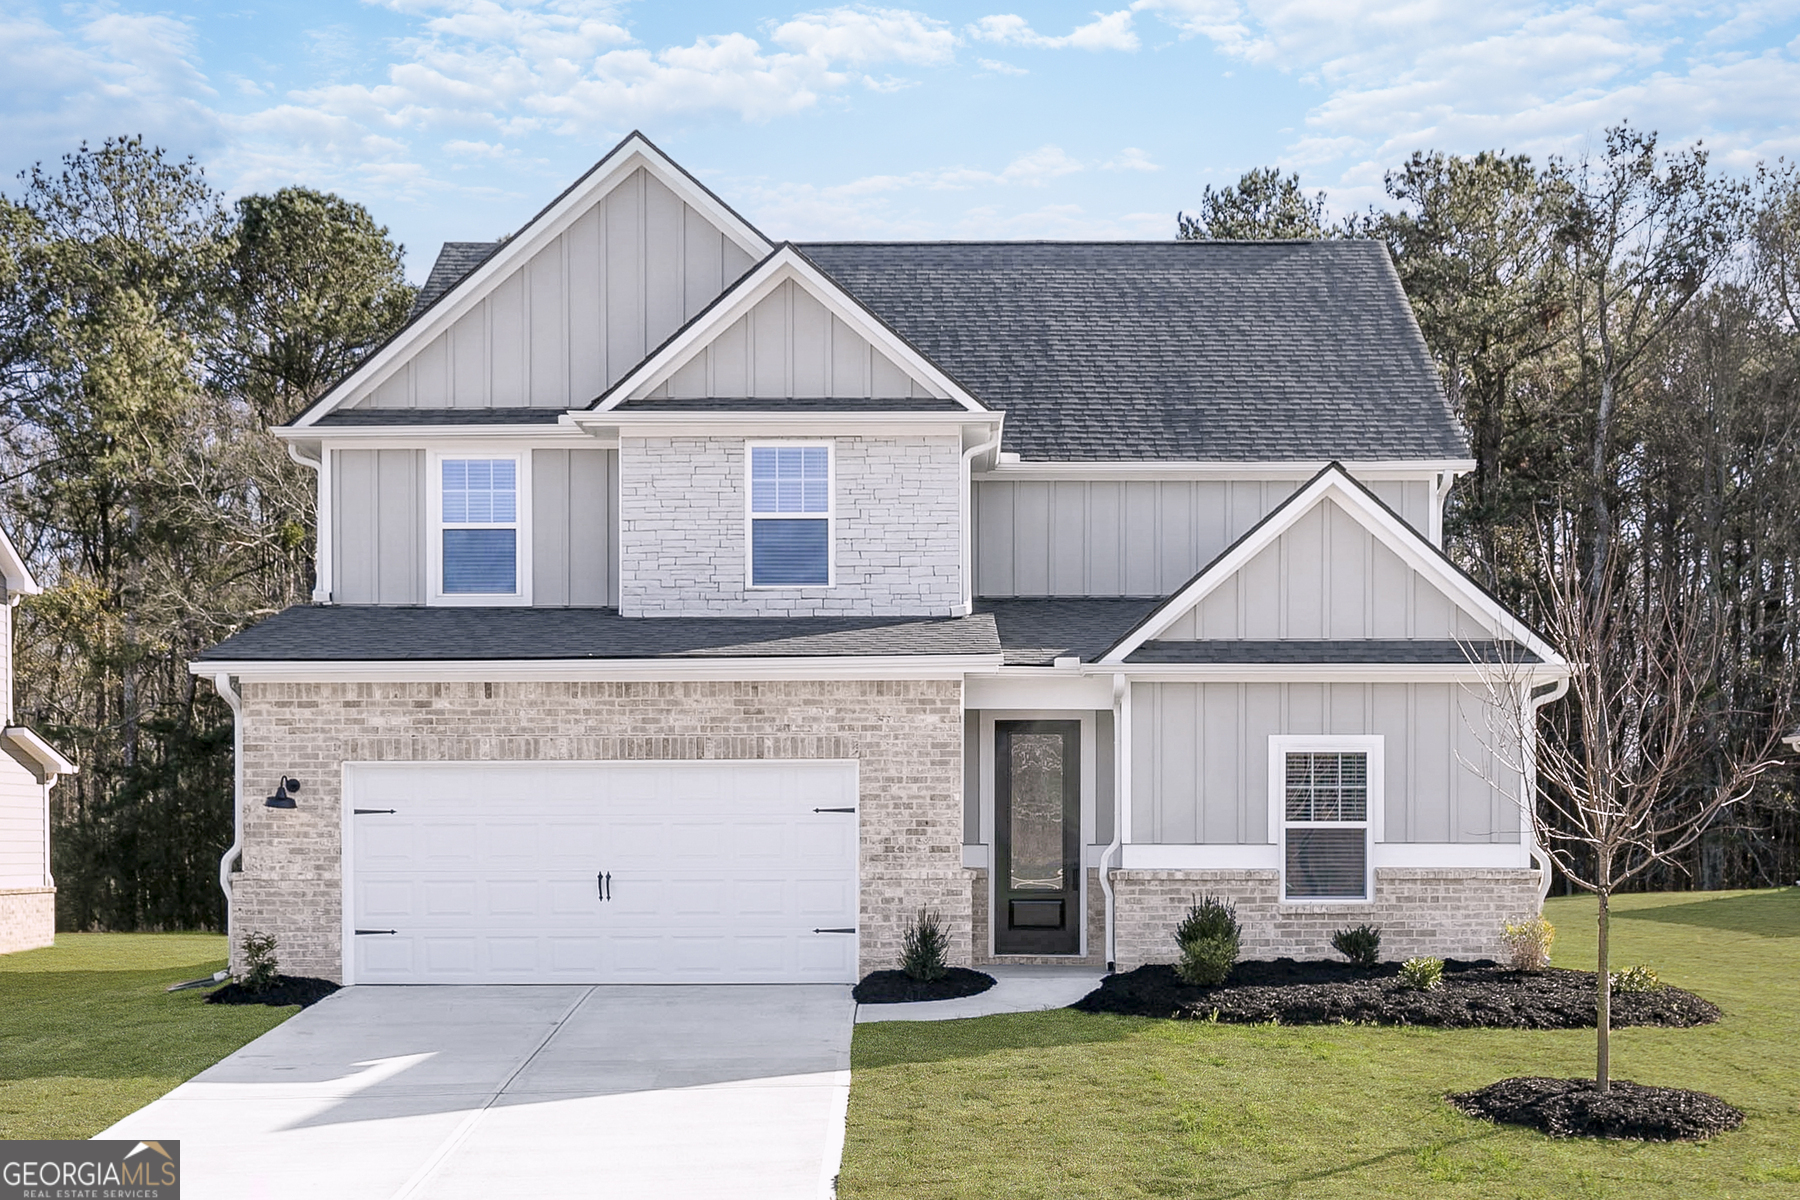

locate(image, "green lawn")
[[0, 933, 297, 1139], [840, 888, 1800, 1199]]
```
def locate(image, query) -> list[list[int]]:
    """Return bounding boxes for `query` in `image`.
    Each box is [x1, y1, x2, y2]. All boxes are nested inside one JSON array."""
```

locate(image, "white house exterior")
[[1, 526, 75, 954], [196, 133, 1567, 984]]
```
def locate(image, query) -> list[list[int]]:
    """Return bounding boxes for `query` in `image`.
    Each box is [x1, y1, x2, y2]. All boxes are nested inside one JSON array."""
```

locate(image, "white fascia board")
[[2, 727, 76, 781], [0, 530, 38, 595], [188, 654, 1004, 683], [1100, 467, 1564, 667], [593, 249, 987, 413], [579, 412, 1000, 441], [282, 429, 612, 453], [290, 137, 771, 429], [1097, 662, 1569, 684], [978, 458, 1476, 482]]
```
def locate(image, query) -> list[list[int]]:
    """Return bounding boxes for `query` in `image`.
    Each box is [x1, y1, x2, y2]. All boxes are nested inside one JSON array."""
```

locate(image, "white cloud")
[[771, 6, 957, 65], [968, 10, 1140, 52], [976, 56, 1028, 74], [1103, 146, 1161, 171]]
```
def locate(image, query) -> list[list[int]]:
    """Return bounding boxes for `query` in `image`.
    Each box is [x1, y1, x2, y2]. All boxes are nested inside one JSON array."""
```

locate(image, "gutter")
[[213, 673, 244, 905], [1100, 673, 1127, 972], [1524, 676, 1570, 902], [959, 423, 1005, 616]]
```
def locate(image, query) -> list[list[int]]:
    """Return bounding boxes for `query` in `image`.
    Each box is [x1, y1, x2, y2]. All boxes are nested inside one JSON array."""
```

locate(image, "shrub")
[[1330, 924, 1382, 967], [900, 908, 950, 982], [1500, 915, 1555, 972], [1174, 895, 1241, 986], [1611, 963, 1662, 993], [240, 930, 279, 993], [1399, 956, 1445, 991]]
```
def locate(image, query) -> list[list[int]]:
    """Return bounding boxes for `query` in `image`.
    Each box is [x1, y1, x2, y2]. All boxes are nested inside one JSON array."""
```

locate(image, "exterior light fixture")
[[265, 776, 301, 809]]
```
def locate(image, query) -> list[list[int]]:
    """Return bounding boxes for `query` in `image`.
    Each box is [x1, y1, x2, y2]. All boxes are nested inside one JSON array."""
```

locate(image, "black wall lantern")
[[265, 776, 301, 809]]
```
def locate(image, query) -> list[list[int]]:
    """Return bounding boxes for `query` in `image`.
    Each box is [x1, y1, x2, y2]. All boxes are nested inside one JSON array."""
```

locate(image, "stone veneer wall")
[[617, 434, 963, 617], [967, 866, 1107, 968], [231, 678, 966, 981], [1111, 868, 1542, 968], [0, 888, 54, 954]]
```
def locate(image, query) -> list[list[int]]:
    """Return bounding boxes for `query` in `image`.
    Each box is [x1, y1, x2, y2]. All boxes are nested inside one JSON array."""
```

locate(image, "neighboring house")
[[1, 526, 75, 954], [196, 133, 1568, 984]]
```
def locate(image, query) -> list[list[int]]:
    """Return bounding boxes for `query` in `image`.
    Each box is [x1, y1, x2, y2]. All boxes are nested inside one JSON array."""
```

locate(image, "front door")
[[994, 721, 1081, 955]]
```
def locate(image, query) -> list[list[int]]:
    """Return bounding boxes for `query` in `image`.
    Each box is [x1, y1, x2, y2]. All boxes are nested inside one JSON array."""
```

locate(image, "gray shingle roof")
[[196, 606, 1000, 661], [976, 597, 1164, 665], [613, 397, 969, 413], [1124, 639, 1539, 664], [797, 241, 1466, 462], [408, 242, 500, 320]]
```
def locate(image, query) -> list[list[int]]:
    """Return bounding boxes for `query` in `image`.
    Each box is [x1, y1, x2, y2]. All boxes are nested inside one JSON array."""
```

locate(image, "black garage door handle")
[[597, 872, 611, 901]]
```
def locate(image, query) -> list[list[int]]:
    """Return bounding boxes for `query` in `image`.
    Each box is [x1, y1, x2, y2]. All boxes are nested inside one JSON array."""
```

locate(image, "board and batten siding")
[[1155, 495, 1489, 641], [348, 168, 756, 411], [332, 448, 618, 606], [973, 478, 1432, 597], [1129, 681, 1521, 846], [644, 279, 941, 401], [0, 759, 47, 888]]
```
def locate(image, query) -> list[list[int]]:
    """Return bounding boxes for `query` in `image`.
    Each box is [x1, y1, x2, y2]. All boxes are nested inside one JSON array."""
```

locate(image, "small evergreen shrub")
[[900, 908, 950, 982], [1174, 895, 1241, 986], [1399, 956, 1445, 991], [240, 930, 279, 994], [1330, 924, 1382, 967], [1610, 963, 1662, 993], [1500, 915, 1556, 972]]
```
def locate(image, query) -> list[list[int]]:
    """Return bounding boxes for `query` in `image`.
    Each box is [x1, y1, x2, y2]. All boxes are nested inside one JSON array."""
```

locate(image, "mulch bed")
[[853, 967, 996, 1004], [205, 975, 341, 1009], [1449, 1076, 1745, 1140], [1071, 959, 1721, 1029]]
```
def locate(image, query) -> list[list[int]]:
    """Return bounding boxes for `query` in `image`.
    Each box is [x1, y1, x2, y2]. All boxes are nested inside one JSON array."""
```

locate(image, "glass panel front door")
[[994, 720, 1080, 955]]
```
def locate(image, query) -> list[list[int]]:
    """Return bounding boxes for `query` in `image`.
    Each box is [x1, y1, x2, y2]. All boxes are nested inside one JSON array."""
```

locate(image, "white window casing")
[[1268, 734, 1383, 903], [744, 441, 835, 589], [428, 449, 532, 606]]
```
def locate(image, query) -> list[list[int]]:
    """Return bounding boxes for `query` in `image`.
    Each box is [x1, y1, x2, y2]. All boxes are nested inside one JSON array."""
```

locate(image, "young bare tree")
[[1474, 513, 1793, 1091]]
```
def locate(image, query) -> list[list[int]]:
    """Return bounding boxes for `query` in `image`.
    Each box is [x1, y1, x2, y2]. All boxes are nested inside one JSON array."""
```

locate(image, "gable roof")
[[799, 240, 1468, 462], [407, 242, 499, 320], [1100, 463, 1563, 667], [290, 131, 772, 429]]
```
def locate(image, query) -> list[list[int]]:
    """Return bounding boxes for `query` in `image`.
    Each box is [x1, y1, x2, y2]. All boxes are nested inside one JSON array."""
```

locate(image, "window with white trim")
[[747, 443, 832, 587], [1272, 736, 1380, 901], [439, 457, 520, 596]]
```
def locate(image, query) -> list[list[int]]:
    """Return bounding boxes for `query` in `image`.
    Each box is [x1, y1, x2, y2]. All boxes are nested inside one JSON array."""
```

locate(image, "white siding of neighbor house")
[[1130, 681, 1522, 846], [332, 447, 618, 606], [973, 477, 1432, 598], [0, 756, 46, 888], [640, 279, 942, 401], [347, 168, 756, 411], [1154, 496, 1490, 641]]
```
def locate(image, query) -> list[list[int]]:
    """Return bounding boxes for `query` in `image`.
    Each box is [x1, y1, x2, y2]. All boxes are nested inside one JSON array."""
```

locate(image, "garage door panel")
[[348, 761, 858, 983]]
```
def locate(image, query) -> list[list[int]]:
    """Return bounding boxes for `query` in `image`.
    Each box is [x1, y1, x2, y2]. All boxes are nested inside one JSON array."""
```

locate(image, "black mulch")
[[853, 967, 996, 1004], [1071, 960, 1721, 1028], [205, 976, 341, 1009], [1449, 1076, 1745, 1140]]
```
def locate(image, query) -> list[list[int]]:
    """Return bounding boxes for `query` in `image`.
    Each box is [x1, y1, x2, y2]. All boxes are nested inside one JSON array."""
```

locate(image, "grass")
[[0, 933, 297, 1139], [839, 888, 1800, 1199]]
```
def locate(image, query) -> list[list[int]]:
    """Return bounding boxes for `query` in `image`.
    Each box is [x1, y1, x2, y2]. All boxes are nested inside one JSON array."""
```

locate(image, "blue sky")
[[5, 2, 1798, 280]]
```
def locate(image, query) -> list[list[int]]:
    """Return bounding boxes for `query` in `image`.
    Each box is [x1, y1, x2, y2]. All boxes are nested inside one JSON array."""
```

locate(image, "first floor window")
[[748, 443, 831, 586], [1276, 739, 1378, 900], [441, 457, 518, 594]]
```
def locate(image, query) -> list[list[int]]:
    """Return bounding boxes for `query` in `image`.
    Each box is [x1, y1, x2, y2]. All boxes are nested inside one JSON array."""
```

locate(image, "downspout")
[[1100, 673, 1127, 972], [214, 673, 244, 906], [958, 423, 1004, 616], [286, 441, 327, 603], [1525, 676, 1570, 903]]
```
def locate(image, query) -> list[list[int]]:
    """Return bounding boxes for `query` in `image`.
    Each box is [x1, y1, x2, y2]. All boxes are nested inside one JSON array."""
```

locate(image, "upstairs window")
[[440, 457, 519, 595], [748, 444, 832, 587], [1271, 737, 1380, 901]]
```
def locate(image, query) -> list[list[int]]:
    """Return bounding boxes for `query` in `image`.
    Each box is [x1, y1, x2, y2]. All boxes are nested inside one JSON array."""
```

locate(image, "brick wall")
[[968, 866, 1108, 967], [617, 434, 963, 617], [232, 678, 966, 981], [1111, 867, 1542, 968], [0, 887, 53, 954]]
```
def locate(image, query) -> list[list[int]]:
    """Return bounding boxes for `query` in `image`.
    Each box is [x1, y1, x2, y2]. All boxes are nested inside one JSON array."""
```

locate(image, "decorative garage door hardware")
[[813, 807, 856, 813], [597, 871, 611, 900], [353, 808, 396, 815], [813, 927, 856, 934], [354, 929, 397, 935]]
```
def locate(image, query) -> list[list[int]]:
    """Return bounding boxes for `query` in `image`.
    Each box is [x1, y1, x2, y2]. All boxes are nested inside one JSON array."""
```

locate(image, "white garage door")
[[345, 760, 859, 984]]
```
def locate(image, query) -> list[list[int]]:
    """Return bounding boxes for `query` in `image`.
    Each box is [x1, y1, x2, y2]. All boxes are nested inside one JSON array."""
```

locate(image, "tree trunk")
[[1596, 886, 1612, 1092]]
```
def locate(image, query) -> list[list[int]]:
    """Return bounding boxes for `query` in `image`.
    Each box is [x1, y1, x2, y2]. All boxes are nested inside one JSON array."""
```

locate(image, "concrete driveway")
[[101, 985, 853, 1200]]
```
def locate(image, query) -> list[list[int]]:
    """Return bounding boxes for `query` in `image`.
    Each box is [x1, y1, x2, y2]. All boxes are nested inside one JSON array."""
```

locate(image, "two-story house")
[[196, 133, 1568, 985], [2, 525, 76, 954]]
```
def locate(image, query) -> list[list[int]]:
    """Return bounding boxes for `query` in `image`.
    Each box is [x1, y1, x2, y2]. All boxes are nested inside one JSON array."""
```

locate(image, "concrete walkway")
[[101, 985, 853, 1200], [854, 966, 1105, 1022]]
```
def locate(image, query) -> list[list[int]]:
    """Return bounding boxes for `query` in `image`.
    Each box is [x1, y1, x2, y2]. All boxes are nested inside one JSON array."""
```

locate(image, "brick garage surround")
[[231, 678, 967, 981], [0, 887, 54, 954], [1110, 867, 1542, 969]]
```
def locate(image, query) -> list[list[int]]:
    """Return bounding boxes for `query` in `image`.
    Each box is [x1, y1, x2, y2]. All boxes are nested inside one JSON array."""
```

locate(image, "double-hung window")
[[747, 443, 832, 587], [437, 456, 522, 598], [1271, 736, 1381, 901]]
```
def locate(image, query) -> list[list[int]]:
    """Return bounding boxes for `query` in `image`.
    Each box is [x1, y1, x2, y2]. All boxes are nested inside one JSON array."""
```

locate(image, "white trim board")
[[978, 459, 1475, 482], [188, 655, 1004, 683]]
